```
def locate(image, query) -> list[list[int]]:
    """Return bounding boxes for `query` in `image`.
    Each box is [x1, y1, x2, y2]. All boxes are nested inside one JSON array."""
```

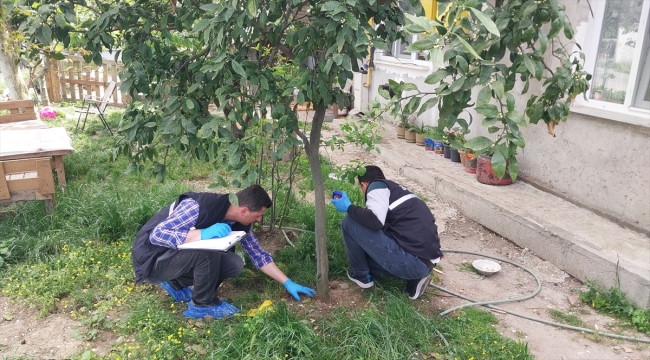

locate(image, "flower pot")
[[415, 133, 425, 146], [464, 153, 477, 174], [397, 126, 406, 139], [424, 138, 435, 151], [433, 141, 444, 154], [450, 148, 461, 162], [459, 150, 466, 166], [405, 130, 416, 143], [443, 143, 451, 159], [476, 155, 512, 185]]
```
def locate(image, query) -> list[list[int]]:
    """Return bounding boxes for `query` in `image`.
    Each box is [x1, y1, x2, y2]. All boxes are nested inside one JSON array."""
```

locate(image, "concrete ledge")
[[375, 141, 650, 308]]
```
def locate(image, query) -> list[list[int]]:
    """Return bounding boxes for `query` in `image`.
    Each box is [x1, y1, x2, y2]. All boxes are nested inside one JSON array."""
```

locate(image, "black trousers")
[[146, 249, 244, 306]]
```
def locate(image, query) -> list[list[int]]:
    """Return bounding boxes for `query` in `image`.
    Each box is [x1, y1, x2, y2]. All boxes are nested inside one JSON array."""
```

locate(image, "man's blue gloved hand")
[[200, 223, 231, 240], [283, 279, 316, 301], [331, 191, 352, 212]]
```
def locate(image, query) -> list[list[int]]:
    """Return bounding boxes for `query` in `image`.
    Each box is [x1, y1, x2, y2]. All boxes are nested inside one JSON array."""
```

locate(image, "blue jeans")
[[341, 216, 430, 281]]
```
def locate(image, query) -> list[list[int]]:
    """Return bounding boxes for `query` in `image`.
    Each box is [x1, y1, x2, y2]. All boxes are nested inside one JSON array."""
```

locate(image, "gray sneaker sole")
[[347, 272, 374, 289], [409, 274, 431, 300]]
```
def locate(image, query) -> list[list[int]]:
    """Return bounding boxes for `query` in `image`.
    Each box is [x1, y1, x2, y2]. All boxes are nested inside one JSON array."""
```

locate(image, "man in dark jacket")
[[331, 165, 442, 300], [132, 184, 315, 319]]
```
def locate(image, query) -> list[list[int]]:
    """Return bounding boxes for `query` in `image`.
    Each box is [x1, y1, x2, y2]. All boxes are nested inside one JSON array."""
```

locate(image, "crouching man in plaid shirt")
[[132, 184, 315, 319]]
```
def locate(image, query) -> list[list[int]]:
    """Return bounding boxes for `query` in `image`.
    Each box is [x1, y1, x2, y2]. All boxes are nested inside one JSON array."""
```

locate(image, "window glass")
[[590, 0, 644, 104]]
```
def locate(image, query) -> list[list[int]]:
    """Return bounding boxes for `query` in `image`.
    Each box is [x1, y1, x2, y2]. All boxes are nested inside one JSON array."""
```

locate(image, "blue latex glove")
[[330, 191, 352, 212], [283, 279, 316, 301], [200, 223, 231, 240]]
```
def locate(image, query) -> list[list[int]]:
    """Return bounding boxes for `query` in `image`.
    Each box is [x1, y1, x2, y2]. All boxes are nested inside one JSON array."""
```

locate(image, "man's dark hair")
[[236, 184, 272, 212], [358, 165, 386, 184]]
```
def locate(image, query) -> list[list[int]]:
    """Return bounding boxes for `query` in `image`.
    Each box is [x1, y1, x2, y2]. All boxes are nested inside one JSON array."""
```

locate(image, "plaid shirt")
[[149, 198, 273, 269]]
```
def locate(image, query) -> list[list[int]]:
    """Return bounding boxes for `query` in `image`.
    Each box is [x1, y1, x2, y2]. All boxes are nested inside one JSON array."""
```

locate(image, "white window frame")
[[375, 35, 432, 67], [572, 0, 650, 126]]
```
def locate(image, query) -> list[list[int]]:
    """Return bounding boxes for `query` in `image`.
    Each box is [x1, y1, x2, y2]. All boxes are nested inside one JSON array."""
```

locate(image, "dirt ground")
[[1, 112, 649, 359]]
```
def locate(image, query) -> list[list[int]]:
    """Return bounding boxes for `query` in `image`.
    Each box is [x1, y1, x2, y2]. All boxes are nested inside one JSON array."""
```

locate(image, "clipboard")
[[177, 231, 247, 251]]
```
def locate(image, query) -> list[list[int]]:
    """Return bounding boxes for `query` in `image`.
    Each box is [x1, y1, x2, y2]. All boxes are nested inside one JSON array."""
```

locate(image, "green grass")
[[0, 106, 533, 359], [579, 280, 650, 335], [548, 309, 586, 328]]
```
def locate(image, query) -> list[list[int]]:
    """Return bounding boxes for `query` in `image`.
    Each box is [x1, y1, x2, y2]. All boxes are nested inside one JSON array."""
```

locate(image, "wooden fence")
[[45, 55, 130, 107]]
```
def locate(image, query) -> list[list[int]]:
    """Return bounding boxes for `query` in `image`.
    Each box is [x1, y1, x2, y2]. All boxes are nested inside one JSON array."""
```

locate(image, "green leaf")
[[475, 104, 499, 117], [417, 97, 438, 116], [200, 3, 219, 12], [523, 55, 536, 77], [425, 69, 448, 85], [54, 13, 67, 27], [231, 60, 246, 78], [538, 28, 548, 54], [491, 150, 507, 179], [506, 110, 526, 126], [464, 136, 493, 152], [454, 34, 483, 60], [509, 157, 518, 182], [505, 92, 515, 111], [50, 52, 65, 60], [491, 81, 504, 99], [430, 48, 445, 68], [41, 25, 52, 44], [247, 0, 258, 16], [482, 117, 499, 127], [446, 76, 463, 92], [187, 83, 200, 93], [477, 86, 492, 106], [185, 98, 194, 109], [193, 18, 211, 33], [405, 13, 441, 32], [468, 8, 500, 37]]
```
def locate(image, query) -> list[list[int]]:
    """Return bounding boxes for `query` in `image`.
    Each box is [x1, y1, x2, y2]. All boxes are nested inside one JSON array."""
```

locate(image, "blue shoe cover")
[[182, 301, 241, 319], [160, 281, 193, 303]]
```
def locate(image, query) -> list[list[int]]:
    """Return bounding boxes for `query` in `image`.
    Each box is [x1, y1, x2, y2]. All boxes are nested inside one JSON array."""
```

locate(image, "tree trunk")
[[0, 28, 29, 100], [303, 105, 330, 303]]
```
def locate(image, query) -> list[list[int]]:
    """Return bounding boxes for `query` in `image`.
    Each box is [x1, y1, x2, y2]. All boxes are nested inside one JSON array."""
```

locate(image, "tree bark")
[[303, 105, 330, 303], [0, 26, 29, 100]]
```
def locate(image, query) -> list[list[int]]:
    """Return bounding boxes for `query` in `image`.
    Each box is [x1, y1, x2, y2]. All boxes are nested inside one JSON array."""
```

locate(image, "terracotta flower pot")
[[397, 126, 406, 139], [415, 133, 425, 146], [405, 130, 416, 143], [465, 153, 477, 174], [476, 155, 512, 185]]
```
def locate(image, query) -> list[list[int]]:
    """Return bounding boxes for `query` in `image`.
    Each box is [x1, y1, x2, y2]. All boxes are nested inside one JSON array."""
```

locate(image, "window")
[[376, 0, 437, 65], [385, 36, 427, 61], [583, 0, 650, 111]]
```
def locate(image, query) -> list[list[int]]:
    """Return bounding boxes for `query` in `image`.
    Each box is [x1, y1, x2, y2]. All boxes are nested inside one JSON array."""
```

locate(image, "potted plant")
[[442, 129, 451, 159], [464, 149, 477, 174], [397, 114, 409, 139], [423, 126, 437, 151], [448, 127, 467, 163], [412, 124, 426, 146], [404, 114, 418, 143]]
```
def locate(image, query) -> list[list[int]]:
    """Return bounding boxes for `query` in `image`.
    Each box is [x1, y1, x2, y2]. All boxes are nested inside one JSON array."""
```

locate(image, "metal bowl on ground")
[[472, 259, 501, 276]]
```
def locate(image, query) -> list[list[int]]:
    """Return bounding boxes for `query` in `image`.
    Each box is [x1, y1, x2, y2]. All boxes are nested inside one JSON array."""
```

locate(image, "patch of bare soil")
[[0, 296, 115, 359]]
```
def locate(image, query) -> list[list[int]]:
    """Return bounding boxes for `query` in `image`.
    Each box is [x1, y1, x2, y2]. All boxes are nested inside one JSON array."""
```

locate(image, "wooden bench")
[[0, 100, 73, 213], [0, 100, 51, 131], [0, 157, 55, 213]]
